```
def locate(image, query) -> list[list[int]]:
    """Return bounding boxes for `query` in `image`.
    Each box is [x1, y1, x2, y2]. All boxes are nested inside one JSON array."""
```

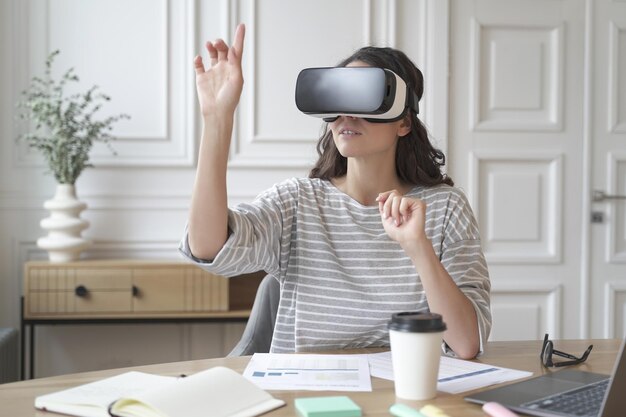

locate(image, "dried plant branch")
[[16, 50, 130, 185]]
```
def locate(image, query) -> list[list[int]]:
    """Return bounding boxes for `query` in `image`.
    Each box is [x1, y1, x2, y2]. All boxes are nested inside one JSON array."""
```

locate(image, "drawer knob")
[[74, 285, 89, 297], [132, 285, 140, 297]]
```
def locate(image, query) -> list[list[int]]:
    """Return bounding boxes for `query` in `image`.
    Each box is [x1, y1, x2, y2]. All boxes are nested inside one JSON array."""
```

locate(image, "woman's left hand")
[[377, 190, 429, 257]]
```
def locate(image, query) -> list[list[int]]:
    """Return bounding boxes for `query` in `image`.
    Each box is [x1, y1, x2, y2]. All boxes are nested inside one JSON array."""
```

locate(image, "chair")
[[228, 275, 280, 356], [0, 328, 19, 383]]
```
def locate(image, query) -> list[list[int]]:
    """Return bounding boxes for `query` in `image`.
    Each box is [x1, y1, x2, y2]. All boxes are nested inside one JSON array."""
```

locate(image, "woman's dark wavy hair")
[[308, 47, 453, 187]]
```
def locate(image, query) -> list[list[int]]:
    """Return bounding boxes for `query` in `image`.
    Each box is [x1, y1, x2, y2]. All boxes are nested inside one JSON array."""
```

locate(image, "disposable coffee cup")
[[388, 311, 447, 400]]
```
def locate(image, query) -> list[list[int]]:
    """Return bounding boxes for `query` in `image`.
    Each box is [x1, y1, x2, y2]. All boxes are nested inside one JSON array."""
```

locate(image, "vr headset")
[[295, 66, 420, 123]]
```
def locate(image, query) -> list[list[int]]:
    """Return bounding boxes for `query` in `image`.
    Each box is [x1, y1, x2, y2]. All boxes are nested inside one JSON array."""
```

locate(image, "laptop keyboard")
[[521, 378, 609, 417]]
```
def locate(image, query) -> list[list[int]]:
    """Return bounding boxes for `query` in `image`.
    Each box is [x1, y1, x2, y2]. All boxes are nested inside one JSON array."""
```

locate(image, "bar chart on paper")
[[242, 353, 372, 391]]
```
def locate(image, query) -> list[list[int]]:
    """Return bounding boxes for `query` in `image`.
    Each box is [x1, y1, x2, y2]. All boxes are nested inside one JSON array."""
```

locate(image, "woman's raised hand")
[[194, 23, 245, 118]]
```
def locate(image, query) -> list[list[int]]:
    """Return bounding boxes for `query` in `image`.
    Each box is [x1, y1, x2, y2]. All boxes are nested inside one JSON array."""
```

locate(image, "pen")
[[482, 402, 521, 417], [389, 403, 426, 417]]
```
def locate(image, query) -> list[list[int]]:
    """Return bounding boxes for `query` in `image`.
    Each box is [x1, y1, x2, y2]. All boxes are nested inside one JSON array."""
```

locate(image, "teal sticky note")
[[294, 396, 362, 417]]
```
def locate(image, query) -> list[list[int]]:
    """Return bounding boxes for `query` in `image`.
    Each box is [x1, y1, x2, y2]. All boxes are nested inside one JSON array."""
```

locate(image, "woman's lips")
[[338, 127, 362, 136]]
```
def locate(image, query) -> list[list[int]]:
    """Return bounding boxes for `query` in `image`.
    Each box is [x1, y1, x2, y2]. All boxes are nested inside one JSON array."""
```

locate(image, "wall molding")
[[606, 152, 626, 263], [13, 0, 198, 168], [490, 281, 563, 339], [469, 19, 564, 132], [604, 281, 626, 338], [608, 21, 626, 133], [226, 0, 446, 169], [469, 151, 564, 264]]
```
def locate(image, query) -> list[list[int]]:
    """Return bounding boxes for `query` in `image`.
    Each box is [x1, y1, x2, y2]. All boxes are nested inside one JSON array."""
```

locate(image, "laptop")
[[465, 337, 626, 417]]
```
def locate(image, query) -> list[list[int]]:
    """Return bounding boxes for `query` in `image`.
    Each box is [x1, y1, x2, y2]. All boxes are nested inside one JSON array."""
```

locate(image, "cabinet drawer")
[[74, 291, 132, 313], [26, 288, 133, 315], [27, 268, 131, 291], [25, 267, 133, 315], [132, 268, 185, 312], [75, 269, 132, 290]]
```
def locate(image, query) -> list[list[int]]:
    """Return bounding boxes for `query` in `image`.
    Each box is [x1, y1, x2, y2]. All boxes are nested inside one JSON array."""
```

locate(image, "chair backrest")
[[0, 328, 19, 382], [227, 275, 280, 356]]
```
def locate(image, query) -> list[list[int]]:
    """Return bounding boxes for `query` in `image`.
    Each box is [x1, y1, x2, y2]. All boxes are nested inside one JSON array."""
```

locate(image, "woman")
[[180, 24, 491, 359]]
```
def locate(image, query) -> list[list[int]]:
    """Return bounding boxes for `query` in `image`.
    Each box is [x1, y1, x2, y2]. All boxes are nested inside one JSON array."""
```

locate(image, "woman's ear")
[[397, 114, 412, 137]]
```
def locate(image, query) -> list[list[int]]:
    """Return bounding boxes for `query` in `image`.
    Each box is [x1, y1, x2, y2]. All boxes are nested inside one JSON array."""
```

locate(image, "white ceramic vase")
[[37, 184, 91, 262]]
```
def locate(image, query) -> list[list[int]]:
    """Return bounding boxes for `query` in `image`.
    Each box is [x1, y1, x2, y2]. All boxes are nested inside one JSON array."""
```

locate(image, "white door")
[[449, 0, 586, 340], [589, 0, 626, 340]]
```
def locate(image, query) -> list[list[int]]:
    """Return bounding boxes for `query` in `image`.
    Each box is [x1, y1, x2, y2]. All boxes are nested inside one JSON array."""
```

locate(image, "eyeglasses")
[[540, 334, 593, 367]]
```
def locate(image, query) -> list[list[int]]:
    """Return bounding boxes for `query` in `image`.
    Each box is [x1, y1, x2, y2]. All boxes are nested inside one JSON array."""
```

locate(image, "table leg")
[[29, 324, 34, 380], [20, 298, 25, 381]]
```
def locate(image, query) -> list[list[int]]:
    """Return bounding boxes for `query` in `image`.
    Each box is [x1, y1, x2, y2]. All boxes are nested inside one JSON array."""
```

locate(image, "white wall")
[[0, 0, 447, 377]]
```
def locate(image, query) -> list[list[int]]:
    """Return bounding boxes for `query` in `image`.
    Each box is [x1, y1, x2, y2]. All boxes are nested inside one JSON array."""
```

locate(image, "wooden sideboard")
[[21, 260, 264, 379]]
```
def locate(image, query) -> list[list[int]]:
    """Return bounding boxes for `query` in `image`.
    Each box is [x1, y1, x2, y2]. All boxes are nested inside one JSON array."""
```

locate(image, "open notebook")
[[35, 366, 285, 417]]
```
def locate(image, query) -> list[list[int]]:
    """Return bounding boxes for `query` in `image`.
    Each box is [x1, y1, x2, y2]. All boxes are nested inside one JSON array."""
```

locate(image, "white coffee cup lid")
[[388, 311, 447, 333]]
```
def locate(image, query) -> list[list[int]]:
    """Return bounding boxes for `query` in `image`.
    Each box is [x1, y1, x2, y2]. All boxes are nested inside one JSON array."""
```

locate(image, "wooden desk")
[[0, 339, 621, 417]]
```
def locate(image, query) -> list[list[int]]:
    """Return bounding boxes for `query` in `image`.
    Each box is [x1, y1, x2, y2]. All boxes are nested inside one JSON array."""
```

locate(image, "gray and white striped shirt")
[[180, 178, 491, 355]]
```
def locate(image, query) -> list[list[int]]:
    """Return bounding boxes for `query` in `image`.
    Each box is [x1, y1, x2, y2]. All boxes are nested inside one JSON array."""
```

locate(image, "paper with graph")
[[242, 353, 372, 391]]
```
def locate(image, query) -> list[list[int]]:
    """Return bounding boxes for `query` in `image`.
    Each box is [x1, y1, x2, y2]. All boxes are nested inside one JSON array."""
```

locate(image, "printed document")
[[367, 351, 532, 394], [243, 353, 372, 391]]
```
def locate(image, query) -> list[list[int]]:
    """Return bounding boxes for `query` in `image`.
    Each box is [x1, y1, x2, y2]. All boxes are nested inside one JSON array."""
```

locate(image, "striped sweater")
[[179, 177, 491, 355]]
